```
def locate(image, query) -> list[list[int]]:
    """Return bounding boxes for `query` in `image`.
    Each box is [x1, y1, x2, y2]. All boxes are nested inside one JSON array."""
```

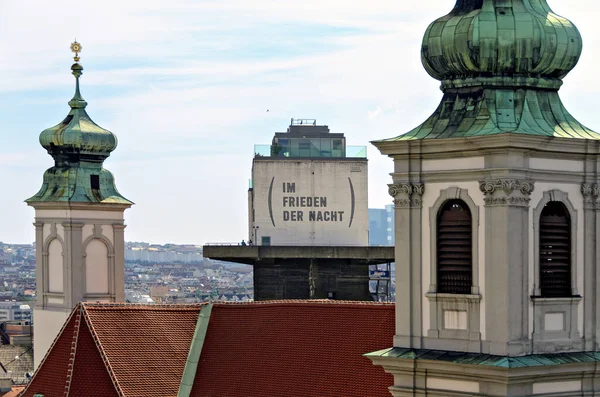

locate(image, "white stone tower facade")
[[26, 44, 132, 367], [366, 1, 600, 395]]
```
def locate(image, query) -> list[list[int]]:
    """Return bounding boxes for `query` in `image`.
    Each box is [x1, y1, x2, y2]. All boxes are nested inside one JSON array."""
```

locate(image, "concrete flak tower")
[[26, 42, 132, 368], [367, 1, 600, 396]]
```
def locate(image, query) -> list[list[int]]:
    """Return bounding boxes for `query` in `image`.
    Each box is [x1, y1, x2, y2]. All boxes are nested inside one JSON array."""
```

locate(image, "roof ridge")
[[24, 305, 80, 390], [212, 299, 395, 306], [80, 304, 125, 397], [81, 302, 207, 309], [63, 305, 83, 397]]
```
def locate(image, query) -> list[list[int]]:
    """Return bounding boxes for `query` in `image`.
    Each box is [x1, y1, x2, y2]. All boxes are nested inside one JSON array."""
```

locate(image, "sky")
[[2, 0, 600, 245]]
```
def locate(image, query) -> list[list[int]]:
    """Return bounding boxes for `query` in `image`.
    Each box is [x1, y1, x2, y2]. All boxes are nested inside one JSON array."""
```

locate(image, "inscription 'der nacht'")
[[281, 182, 344, 222]]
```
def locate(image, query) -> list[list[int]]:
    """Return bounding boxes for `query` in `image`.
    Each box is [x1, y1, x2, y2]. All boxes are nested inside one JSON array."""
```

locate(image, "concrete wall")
[[251, 159, 368, 245], [33, 308, 70, 368]]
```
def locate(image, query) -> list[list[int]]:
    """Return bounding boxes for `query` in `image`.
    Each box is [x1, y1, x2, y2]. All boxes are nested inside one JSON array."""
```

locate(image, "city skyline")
[[2, 1, 600, 244]]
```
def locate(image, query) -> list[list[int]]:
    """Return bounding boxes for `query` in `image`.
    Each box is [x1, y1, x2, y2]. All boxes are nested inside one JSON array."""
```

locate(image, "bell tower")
[[26, 42, 133, 368], [366, 1, 600, 395]]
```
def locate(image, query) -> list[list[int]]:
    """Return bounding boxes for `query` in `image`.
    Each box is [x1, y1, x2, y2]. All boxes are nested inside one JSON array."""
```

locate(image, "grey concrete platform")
[[203, 245, 394, 301]]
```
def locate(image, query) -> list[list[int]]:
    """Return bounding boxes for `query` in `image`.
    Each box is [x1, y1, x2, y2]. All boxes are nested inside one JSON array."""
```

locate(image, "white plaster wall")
[[43, 223, 51, 240], [426, 378, 479, 393], [528, 182, 584, 337], [252, 160, 368, 245], [48, 239, 63, 293], [422, 157, 485, 172], [104, 225, 114, 245], [82, 224, 94, 242], [85, 239, 109, 294], [421, 181, 486, 338], [529, 158, 584, 173], [56, 224, 64, 241], [33, 308, 70, 369], [532, 380, 581, 394], [36, 209, 124, 221]]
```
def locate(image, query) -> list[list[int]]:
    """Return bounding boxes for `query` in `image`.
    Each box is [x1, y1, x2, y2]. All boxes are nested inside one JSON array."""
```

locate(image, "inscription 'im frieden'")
[[283, 196, 327, 208]]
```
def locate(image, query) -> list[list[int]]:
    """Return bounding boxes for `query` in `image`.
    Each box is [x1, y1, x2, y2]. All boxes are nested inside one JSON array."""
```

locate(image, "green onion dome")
[[421, 0, 582, 90], [27, 55, 131, 205], [376, 0, 600, 141], [39, 62, 118, 165]]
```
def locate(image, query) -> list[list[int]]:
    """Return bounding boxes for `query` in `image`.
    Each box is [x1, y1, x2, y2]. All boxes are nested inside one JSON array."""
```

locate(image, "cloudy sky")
[[1, 0, 600, 244]]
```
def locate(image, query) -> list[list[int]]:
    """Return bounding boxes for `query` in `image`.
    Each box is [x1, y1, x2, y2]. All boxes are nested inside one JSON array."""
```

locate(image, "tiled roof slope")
[[192, 301, 395, 397], [21, 301, 394, 397], [22, 303, 202, 397], [21, 309, 79, 397], [83, 304, 201, 397]]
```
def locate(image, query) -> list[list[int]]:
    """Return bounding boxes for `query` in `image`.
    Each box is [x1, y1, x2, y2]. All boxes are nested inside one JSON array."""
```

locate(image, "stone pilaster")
[[582, 183, 600, 350], [389, 182, 424, 348], [63, 223, 84, 308], [33, 222, 44, 309], [112, 224, 127, 302], [480, 179, 533, 355]]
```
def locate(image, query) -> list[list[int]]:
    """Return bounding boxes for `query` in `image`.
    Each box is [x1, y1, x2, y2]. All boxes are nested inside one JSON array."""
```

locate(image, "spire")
[[383, 0, 600, 141], [26, 41, 132, 205], [68, 41, 88, 110]]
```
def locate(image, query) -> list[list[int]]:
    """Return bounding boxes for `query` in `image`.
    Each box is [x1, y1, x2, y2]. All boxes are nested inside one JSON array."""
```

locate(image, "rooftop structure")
[[206, 119, 390, 300], [254, 118, 367, 159]]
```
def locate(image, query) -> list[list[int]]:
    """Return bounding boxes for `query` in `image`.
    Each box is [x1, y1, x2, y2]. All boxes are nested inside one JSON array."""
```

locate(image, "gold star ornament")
[[70, 40, 82, 62]]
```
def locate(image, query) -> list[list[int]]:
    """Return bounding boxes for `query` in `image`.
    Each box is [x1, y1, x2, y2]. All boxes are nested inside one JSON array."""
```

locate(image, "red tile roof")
[[193, 301, 395, 397], [20, 301, 394, 397]]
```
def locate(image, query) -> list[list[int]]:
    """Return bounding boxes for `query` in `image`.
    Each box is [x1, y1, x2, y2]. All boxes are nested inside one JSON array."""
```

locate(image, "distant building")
[[249, 118, 369, 246], [0, 303, 31, 323], [206, 119, 393, 301], [368, 204, 394, 246]]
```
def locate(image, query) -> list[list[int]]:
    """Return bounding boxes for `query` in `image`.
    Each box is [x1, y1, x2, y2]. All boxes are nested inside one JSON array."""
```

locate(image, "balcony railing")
[[254, 145, 367, 159]]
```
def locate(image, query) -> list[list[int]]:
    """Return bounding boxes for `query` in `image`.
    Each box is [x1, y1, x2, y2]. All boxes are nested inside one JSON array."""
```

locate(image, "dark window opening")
[[61, 115, 74, 125], [540, 202, 571, 297], [437, 200, 472, 294], [90, 175, 100, 190]]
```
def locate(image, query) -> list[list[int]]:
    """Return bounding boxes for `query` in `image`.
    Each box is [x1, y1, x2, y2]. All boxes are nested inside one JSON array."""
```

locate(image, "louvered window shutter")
[[540, 202, 571, 297], [437, 200, 472, 294]]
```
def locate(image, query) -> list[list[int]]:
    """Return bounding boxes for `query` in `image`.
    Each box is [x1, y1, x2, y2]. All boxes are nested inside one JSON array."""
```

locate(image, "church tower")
[[367, 1, 600, 395], [26, 42, 132, 368]]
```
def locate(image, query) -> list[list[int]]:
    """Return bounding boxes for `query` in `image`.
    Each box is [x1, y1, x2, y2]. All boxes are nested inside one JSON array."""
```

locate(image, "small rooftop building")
[[205, 119, 393, 300]]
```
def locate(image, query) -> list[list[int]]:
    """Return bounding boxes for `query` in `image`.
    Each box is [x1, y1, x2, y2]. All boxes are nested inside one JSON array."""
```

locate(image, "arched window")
[[437, 200, 472, 294], [539, 202, 571, 297]]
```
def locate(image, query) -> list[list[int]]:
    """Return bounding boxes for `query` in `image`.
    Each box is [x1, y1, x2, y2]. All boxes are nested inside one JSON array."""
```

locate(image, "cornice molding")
[[479, 179, 534, 207]]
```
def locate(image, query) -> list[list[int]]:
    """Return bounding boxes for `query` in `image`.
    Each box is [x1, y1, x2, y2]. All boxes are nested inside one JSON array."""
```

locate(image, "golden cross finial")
[[70, 40, 82, 62]]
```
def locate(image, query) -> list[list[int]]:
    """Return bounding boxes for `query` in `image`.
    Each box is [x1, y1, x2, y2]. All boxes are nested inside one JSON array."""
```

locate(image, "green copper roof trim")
[[27, 59, 131, 205], [376, 0, 600, 142], [178, 303, 213, 397], [26, 166, 132, 205], [364, 347, 600, 368]]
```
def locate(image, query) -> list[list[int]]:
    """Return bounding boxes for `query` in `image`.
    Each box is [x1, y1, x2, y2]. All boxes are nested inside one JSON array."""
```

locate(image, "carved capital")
[[582, 183, 600, 209], [389, 183, 424, 209], [479, 179, 534, 207]]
